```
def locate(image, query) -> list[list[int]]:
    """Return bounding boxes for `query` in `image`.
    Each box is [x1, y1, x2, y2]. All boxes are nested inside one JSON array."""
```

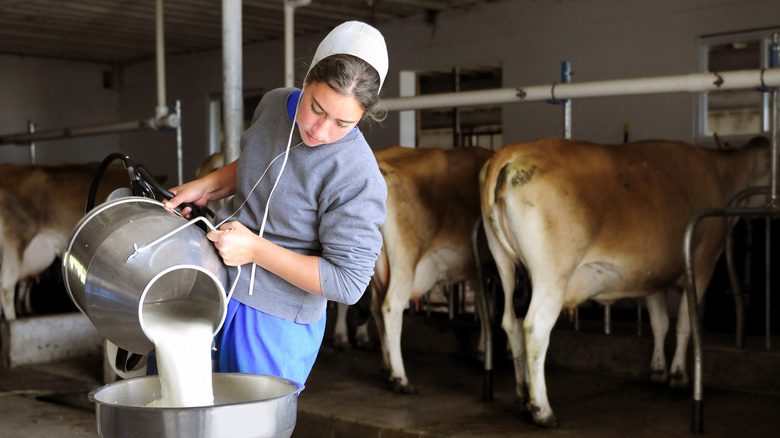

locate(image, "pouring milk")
[[143, 299, 216, 407]]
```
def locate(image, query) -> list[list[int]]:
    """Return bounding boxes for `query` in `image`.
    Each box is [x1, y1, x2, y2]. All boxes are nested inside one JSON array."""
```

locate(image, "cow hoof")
[[669, 372, 689, 390], [527, 403, 558, 428], [388, 378, 418, 395], [331, 335, 351, 351], [649, 369, 668, 384], [530, 412, 558, 428], [354, 336, 375, 351]]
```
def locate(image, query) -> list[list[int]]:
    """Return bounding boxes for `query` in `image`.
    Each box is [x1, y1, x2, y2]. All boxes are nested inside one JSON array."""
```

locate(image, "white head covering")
[[308, 21, 389, 91]]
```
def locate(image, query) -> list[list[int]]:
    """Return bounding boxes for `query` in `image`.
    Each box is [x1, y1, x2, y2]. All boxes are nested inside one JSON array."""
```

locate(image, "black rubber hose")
[[136, 165, 214, 218], [86, 152, 131, 213]]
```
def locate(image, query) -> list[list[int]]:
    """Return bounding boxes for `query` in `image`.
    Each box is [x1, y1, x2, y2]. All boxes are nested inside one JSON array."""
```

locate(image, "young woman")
[[164, 21, 388, 385]]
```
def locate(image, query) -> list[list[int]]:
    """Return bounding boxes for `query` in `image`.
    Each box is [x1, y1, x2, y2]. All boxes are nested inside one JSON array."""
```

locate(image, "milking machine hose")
[[85, 152, 214, 219]]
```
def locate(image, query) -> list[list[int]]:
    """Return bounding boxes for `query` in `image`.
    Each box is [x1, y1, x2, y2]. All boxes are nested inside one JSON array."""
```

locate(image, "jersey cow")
[[480, 137, 769, 426], [369, 145, 493, 393], [0, 163, 129, 320]]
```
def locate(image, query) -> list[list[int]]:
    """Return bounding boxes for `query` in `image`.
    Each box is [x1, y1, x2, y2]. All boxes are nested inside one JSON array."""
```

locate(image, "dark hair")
[[305, 54, 386, 122]]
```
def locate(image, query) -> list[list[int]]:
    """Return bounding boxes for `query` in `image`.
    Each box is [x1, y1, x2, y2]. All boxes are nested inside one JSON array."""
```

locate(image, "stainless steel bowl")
[[90, 373, 303, 438]]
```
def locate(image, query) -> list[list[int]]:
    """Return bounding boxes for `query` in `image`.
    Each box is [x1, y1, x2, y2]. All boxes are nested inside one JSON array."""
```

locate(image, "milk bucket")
[[90, 373, 302, 438], [62, 196, 228, 355]]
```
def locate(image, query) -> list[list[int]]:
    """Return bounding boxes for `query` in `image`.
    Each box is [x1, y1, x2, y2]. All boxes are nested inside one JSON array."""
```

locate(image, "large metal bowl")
[[90, 373, 303, 438]]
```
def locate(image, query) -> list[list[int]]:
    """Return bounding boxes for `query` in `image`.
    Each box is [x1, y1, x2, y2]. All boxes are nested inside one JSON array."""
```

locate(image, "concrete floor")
[[1, 313, 779, 438]]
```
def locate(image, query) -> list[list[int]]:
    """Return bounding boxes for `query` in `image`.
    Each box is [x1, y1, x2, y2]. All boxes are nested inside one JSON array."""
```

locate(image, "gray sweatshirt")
[[216, 87, 387, 324]]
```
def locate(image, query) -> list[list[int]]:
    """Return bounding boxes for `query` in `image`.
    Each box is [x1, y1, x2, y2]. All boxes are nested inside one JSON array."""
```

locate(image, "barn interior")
[[1, 1, 780, 437]]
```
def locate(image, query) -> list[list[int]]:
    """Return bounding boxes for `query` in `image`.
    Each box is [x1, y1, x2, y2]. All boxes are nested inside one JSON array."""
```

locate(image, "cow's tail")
[[479, 152, 519, 261]]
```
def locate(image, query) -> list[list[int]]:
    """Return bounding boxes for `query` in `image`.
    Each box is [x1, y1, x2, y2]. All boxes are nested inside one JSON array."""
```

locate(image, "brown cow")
[[370, 145, 493, 393], [0, 163, 129, 320], [480, 137, 769, 426]]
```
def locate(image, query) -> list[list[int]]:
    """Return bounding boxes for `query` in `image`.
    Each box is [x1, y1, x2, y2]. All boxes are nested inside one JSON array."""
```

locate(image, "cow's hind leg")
[[1, 246, 20, 321], [669, 292, 691, 389], [522, 281, 562, 428], [645, 291, 669, 383], [331, 302, 351, 351], [381, 271, 417, 394]]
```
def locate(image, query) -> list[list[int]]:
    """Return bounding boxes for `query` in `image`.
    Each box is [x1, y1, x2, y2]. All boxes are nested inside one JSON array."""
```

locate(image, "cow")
[[0, 162, 129, 321], [369, 145, 494, 393], [479, 136, 769, 427]]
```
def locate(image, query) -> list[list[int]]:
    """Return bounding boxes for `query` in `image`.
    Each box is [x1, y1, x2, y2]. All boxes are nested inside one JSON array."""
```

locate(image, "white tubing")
[[382, 68, 780, 111], [222, 0, 243, 164]]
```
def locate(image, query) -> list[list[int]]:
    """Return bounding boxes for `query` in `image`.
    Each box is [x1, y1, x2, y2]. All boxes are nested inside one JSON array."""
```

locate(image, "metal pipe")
[[0, 116, 178, 144], [562, 61, 572, 139], [471, 219, 493, 402], [175, 100, 183, 185], [683, 205, 780, 433], [724, 186, 770, 349], [27, 120, 36, 163], [155, 0, 168, 118], [284, 0, 311, 88], [383, 68, 780, 111], [222, 0, 243, 164], [765, 217, 772, 350], [770, 34, 779, 206]]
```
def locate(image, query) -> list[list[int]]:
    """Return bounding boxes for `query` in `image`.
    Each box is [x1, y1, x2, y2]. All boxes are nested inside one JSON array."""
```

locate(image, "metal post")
[[27, 121, 36, 164], [284, 0, 311, 88], [562, 61, 572, 139], [155, 0, 168, 119], [175, 100, 183, 185], [453, 67, 461, 148], [222, 0, 243, 164]]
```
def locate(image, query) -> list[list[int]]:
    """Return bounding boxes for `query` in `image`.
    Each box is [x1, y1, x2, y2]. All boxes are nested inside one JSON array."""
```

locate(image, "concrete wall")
[[0, 55, 120, 164]]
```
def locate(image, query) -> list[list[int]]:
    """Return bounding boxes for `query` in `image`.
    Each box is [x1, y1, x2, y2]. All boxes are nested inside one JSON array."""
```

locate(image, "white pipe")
[[175, 100, 183, 185], [284, 0, 311, 88], [0, 117, 178, 144], [383, 68, 780, 111], [222, 0, 243, 164], [155, 0, 168, 118], [27, 120, 36, 163]]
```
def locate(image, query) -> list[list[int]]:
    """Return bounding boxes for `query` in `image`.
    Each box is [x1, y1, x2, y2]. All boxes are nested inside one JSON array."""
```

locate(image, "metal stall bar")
[[724, 186, 770, 349], [284, 0, 312, 88], [684, 206, 780, 433], [222, 0, 242, 165], [383, 68, 780, 111]]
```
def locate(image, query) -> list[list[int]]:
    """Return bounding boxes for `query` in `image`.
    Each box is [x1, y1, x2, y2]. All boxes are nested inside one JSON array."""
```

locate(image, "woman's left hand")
[[207, 221, 260, 266]]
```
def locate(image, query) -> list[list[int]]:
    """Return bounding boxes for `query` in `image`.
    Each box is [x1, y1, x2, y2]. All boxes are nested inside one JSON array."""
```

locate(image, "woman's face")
[[296, 81, 364, 147]]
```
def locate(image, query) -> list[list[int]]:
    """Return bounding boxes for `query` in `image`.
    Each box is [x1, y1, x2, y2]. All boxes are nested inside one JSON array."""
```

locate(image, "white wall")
[[0, 55, 120, 164], [4, 0, 779, 179]]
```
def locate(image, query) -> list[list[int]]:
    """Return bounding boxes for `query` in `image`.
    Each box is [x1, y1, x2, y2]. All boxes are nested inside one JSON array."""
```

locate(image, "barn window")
[[699, 29, 779, 139], [400, 65, 502, 150]]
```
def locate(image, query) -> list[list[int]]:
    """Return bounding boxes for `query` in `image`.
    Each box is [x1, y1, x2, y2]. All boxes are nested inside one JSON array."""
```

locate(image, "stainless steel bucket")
[[90, 373, 303, 438], [62, 196, 228, 354]]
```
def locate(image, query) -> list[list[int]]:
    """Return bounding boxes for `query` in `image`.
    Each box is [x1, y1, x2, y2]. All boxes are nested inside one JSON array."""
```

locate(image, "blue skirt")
[[214, 299, 326, 386]]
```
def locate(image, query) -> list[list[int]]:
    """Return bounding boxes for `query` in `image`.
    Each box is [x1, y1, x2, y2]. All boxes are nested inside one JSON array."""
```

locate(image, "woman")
[[164, 21, 388, 385]]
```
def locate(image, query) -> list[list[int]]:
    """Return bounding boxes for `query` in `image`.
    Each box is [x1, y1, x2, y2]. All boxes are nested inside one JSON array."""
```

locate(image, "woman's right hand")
[[163, 179, 211, 218]]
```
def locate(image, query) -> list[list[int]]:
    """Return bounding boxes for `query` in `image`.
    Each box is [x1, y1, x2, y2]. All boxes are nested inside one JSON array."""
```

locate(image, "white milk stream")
[[142, 299, 217, 407]]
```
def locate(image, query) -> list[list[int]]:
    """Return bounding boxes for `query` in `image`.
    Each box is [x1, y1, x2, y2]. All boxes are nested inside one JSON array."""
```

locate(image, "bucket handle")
[[127, 215, 241, 302]]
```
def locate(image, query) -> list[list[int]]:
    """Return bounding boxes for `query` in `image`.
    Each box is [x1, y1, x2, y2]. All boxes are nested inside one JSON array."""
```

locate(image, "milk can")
[[62, 196, 228, 355]]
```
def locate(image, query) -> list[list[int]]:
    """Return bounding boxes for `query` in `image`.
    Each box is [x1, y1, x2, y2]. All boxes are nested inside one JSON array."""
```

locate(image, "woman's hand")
[[162, 161, 238, 218], [207, 221, 260, 266], [163, 179, 211, 218]]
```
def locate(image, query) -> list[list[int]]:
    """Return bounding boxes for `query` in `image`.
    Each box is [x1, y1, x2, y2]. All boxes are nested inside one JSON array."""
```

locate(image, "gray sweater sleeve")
[[317, 173, 387, 305]]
